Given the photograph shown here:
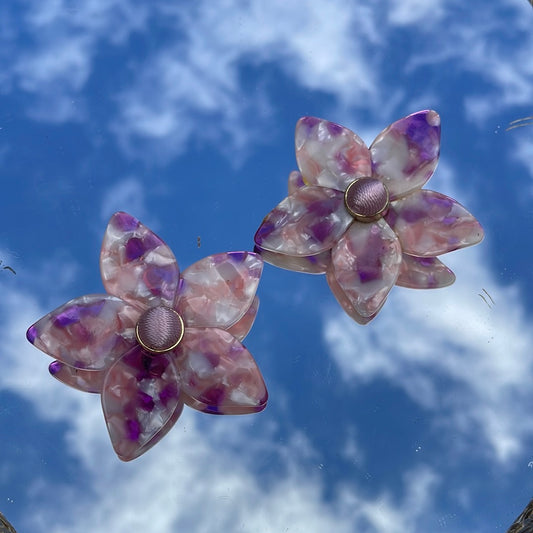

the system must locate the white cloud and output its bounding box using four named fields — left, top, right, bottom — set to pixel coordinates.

left=401, top=0, right=533, bottom=125
left=15, top=34, right=91, bottom=122
left=4, top=0, right=148, bottom=121
left=99, top=177, right=149, bottom=225
left=320, top=155, right=531, bottom=464
left=23, top=415, right=440, bottom=533
left=342, top=426, right=365, bottom=467
left=110, top=46, right=272, bottom=163
left=337, top=467, right=439, bottom=533
left=112, top=0, right=383, bottom=162
left=1, top=266, right=440, bottom=533
left=25, top=0, right=148, bottom=44
left=99, top=0, right=533, bottom=161
left=324, top=241, right=533, bottom=463
left=387, top=0, right=447, bottom=26
left=4, top=0, right=532, bottom=161
left=16, top=35, right=91, bottom=94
